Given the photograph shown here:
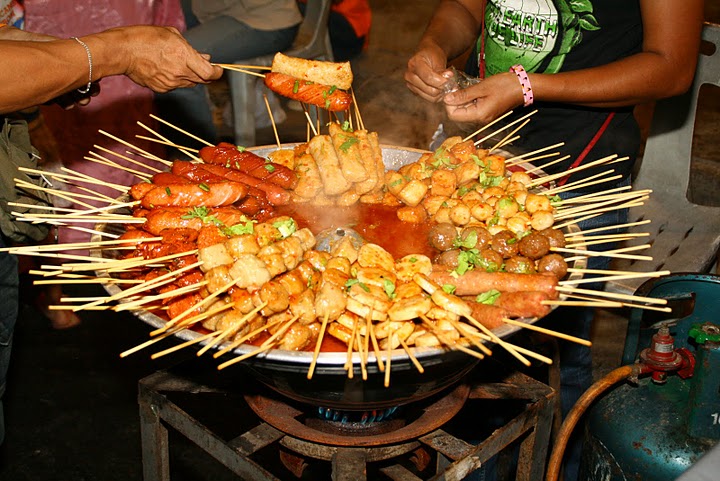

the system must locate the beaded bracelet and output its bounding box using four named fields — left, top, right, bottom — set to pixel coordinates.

left=509, top=64, right=534, bottom=107
left=71, top=37, right=93, bottom=94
